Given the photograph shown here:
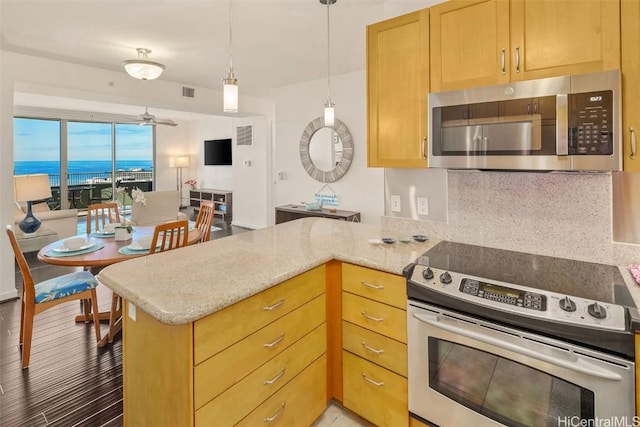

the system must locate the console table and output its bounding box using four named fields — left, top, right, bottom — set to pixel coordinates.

left=275, top=204, right=360, bottom=224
